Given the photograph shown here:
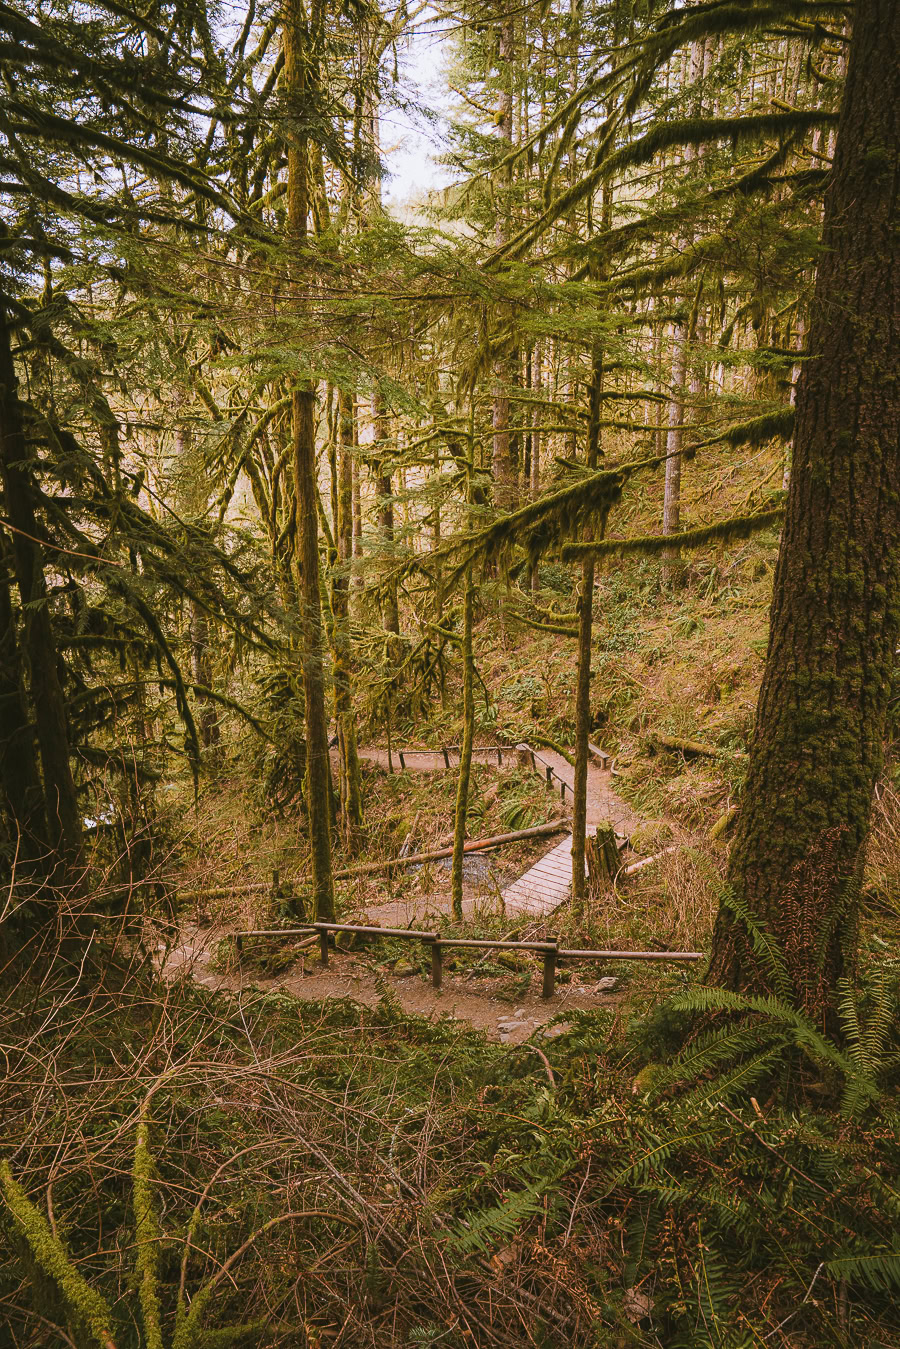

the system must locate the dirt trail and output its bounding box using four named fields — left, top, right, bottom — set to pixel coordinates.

left=355, top=743, right=641, bottom=838
left=165, top=923, right=623, bottom=1044
left=166, top=744, right=640, bottom=1041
